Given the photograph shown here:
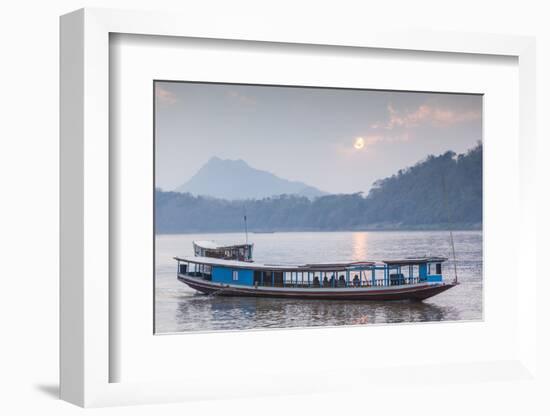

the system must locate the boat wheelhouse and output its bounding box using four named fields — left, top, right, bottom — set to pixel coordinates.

left=193, top=240, right=254, bottom=262
left=175, top=255, right=457, bottom=301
